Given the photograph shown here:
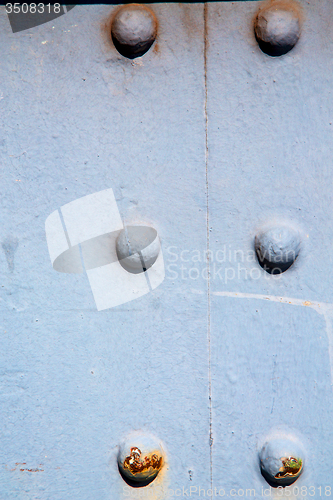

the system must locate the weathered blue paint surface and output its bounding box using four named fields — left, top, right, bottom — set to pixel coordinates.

left=207, top=0, right=333, bottom=492
left=0, top=1, right=332, bottom=498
